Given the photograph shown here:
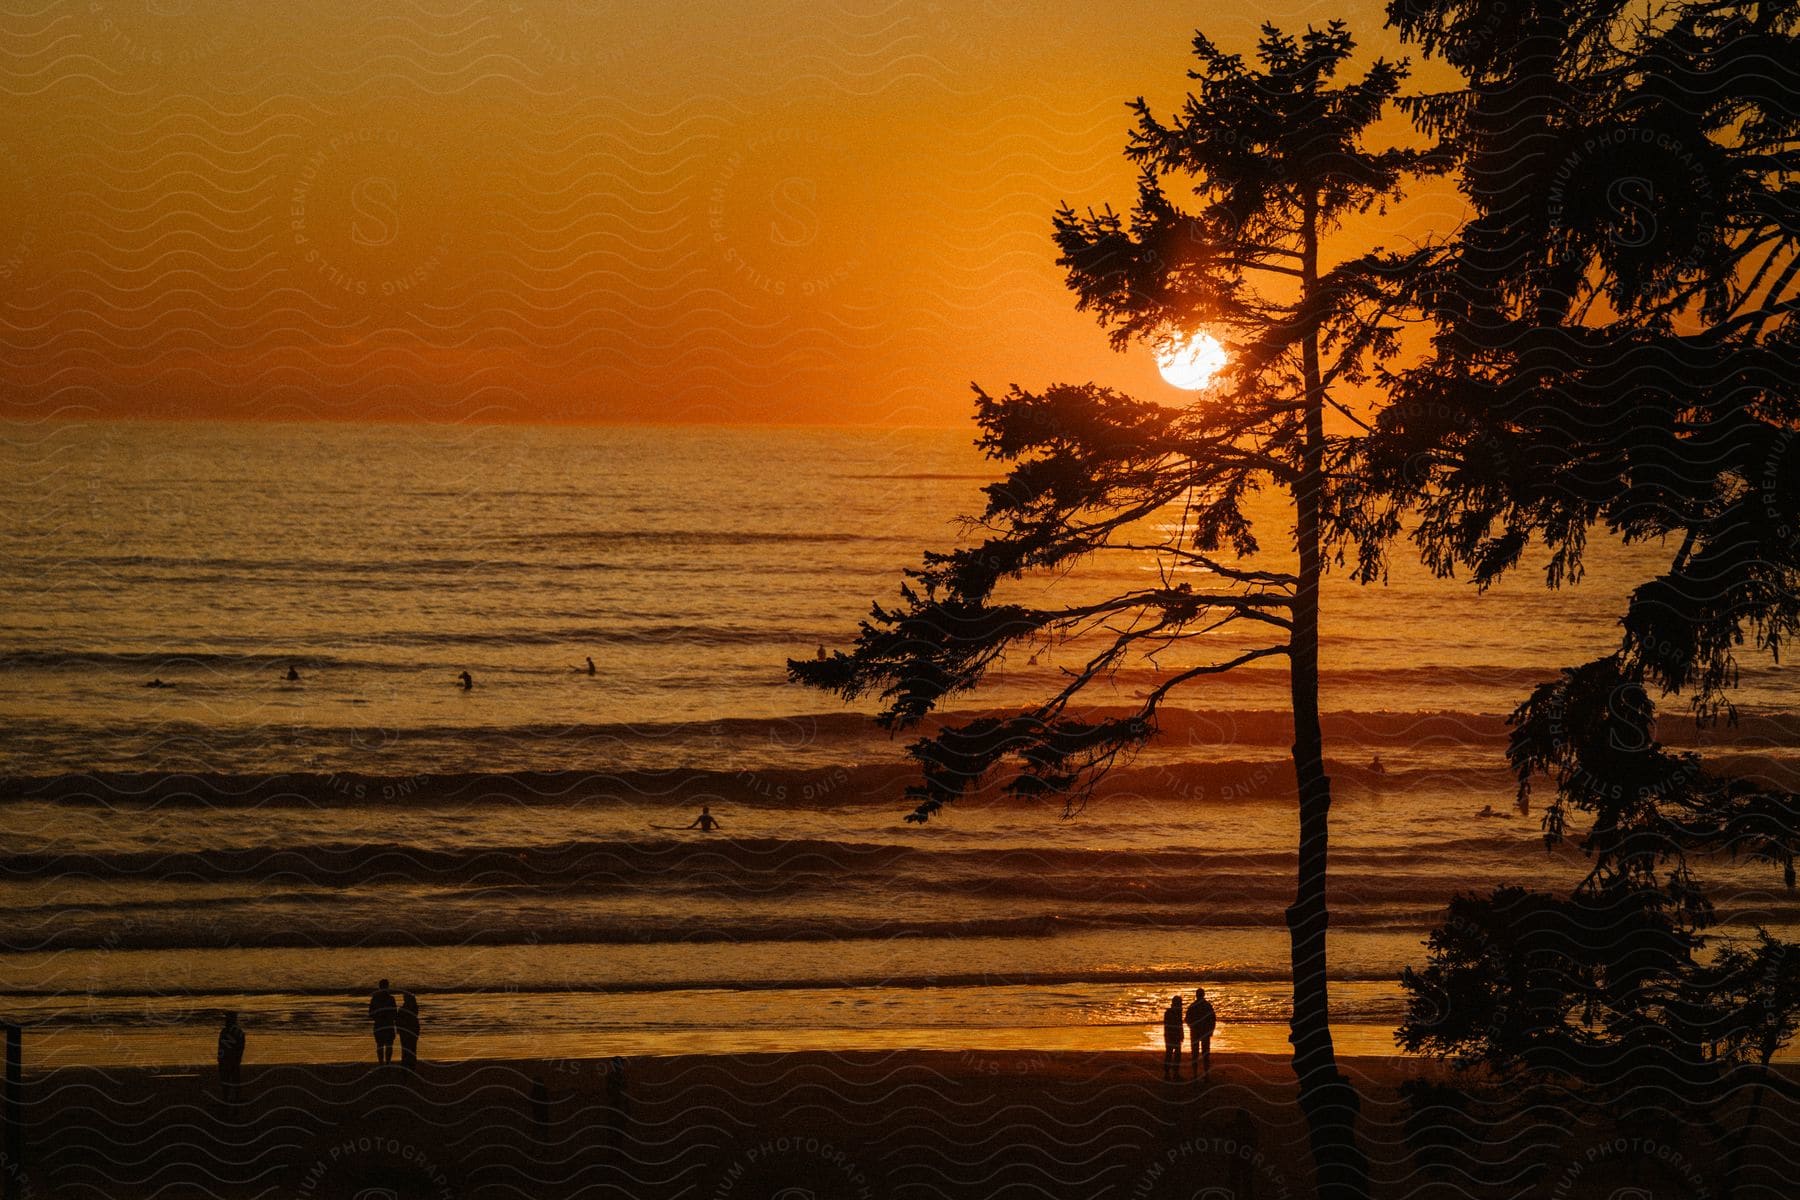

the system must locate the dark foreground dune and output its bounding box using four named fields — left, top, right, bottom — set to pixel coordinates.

left=8, top=1051, right=1797, bottom=1199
